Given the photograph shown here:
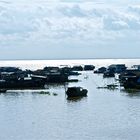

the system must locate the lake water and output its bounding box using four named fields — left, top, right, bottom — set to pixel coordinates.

left=0, top=59, right=140, bottom=140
